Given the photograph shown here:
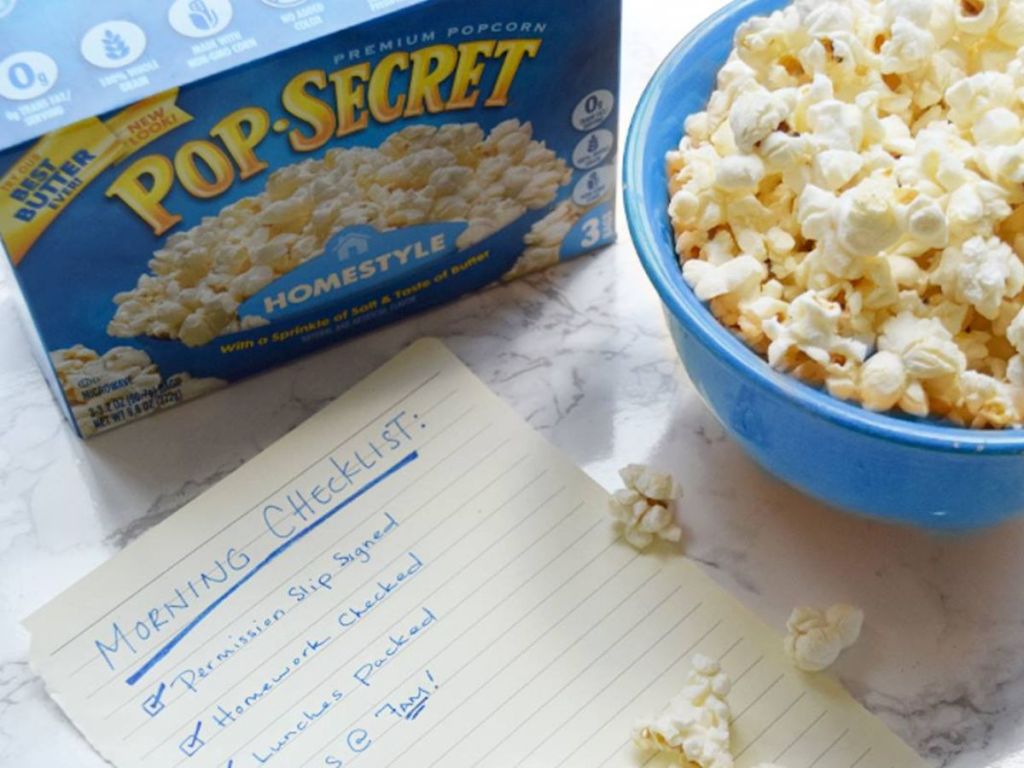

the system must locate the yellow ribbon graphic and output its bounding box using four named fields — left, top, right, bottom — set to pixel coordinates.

left=0, top=89, right=193, bottom=265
